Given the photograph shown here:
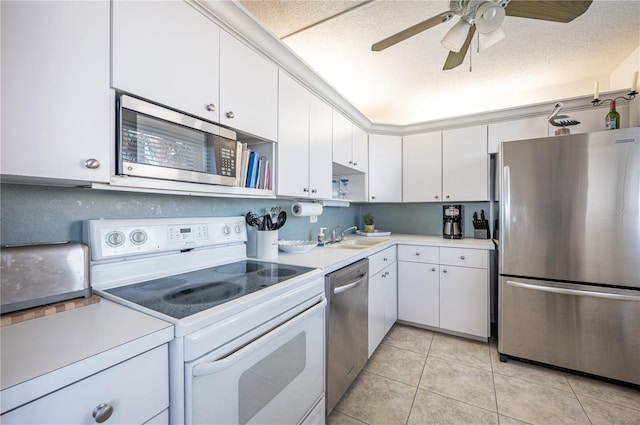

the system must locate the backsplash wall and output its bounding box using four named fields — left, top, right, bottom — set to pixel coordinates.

left=1, top=184, right=491, bottom=254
